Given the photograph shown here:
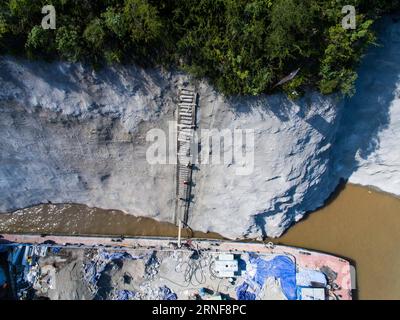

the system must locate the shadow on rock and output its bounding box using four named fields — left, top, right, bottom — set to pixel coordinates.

left=333, top=16, right=400, bottom=179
